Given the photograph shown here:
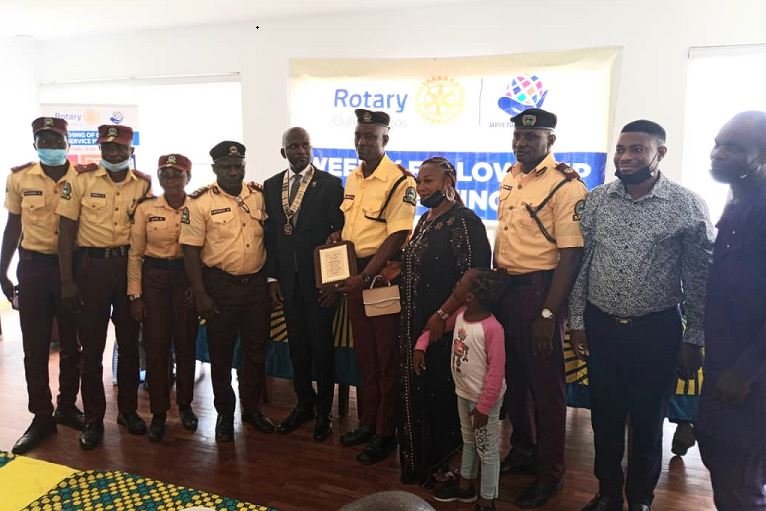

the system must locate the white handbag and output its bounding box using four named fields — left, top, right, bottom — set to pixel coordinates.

left=362, top=276, right=401, bottom=317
